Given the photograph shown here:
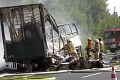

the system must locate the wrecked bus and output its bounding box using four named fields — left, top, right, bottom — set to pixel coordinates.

left=0, top=3, right=82, bottom=71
